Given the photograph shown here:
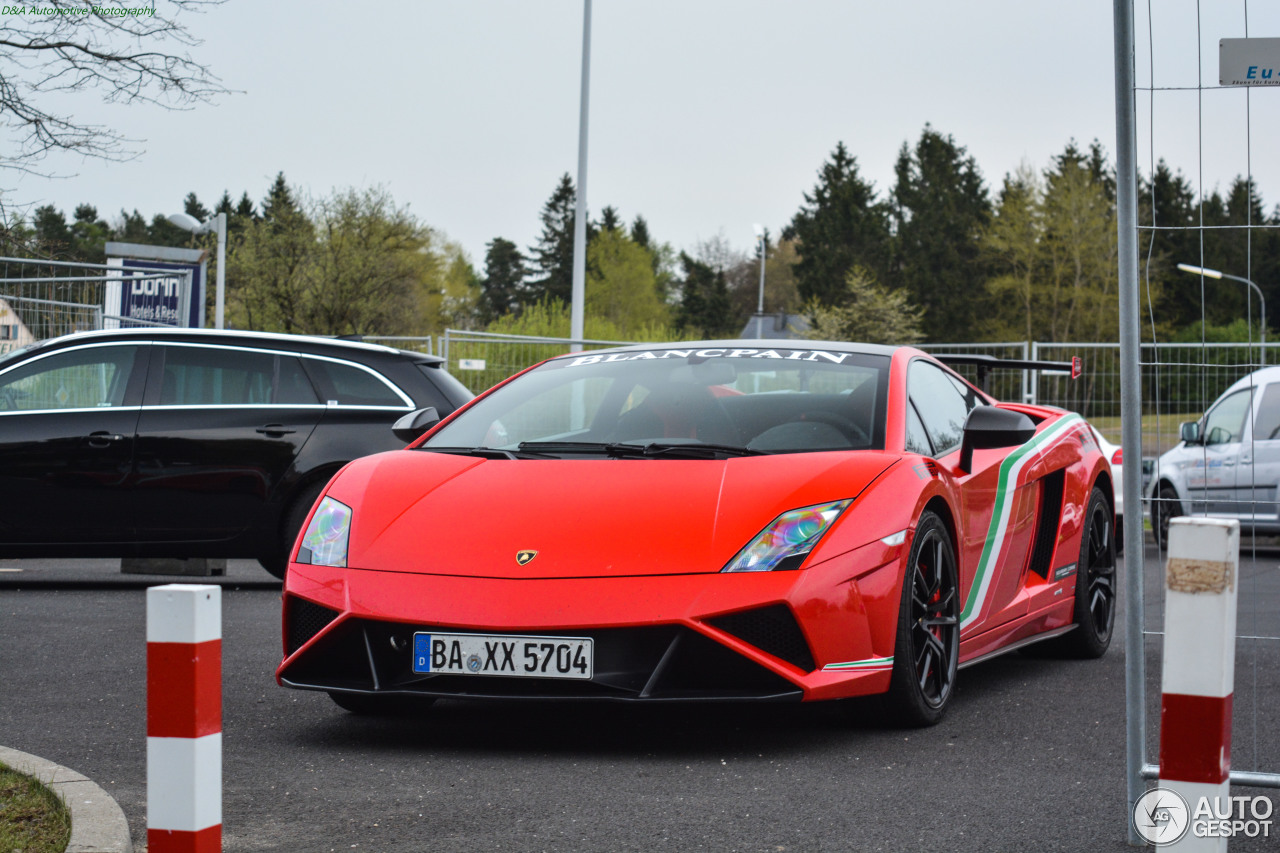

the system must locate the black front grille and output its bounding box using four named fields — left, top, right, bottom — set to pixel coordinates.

left=285, top=597, right=341, bottom=655
left=706, top=604, right=816, bottom=672
left=279, top=619, right=803, bottom=702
